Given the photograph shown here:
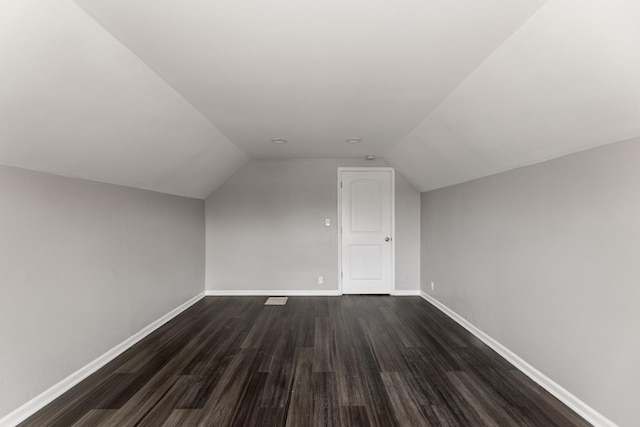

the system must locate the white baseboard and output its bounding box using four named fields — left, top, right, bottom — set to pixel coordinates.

left=419, top=291, right=617, bottom=427
left=0, top=292, right=205, bottom=427
left=206, top=289, right=422, bottom=297
left=392, top=289, right=421, bottom=296
left=205, top=289, right=341, bottom=296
